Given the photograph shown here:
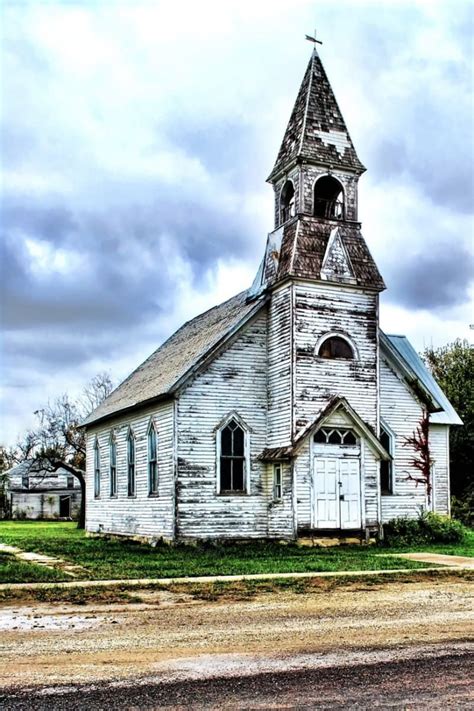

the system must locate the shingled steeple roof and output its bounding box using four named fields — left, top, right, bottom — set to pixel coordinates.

left=268, top=50, right=365, bottom=181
